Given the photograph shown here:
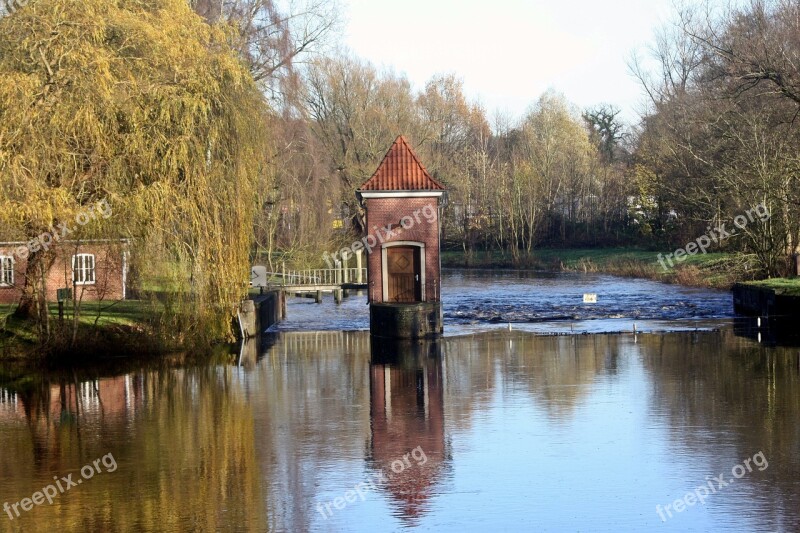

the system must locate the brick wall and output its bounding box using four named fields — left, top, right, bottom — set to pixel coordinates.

left=365, top=196, right=441, bottom=303
left=0, top=242, right=126, bottom=305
